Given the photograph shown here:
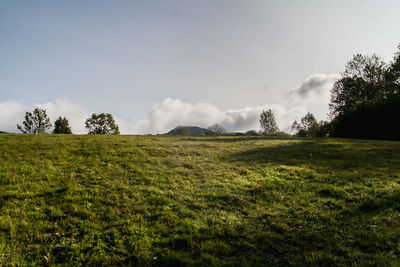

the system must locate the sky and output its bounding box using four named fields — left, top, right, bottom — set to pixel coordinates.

left=1, top=0, right=400, bottom=134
